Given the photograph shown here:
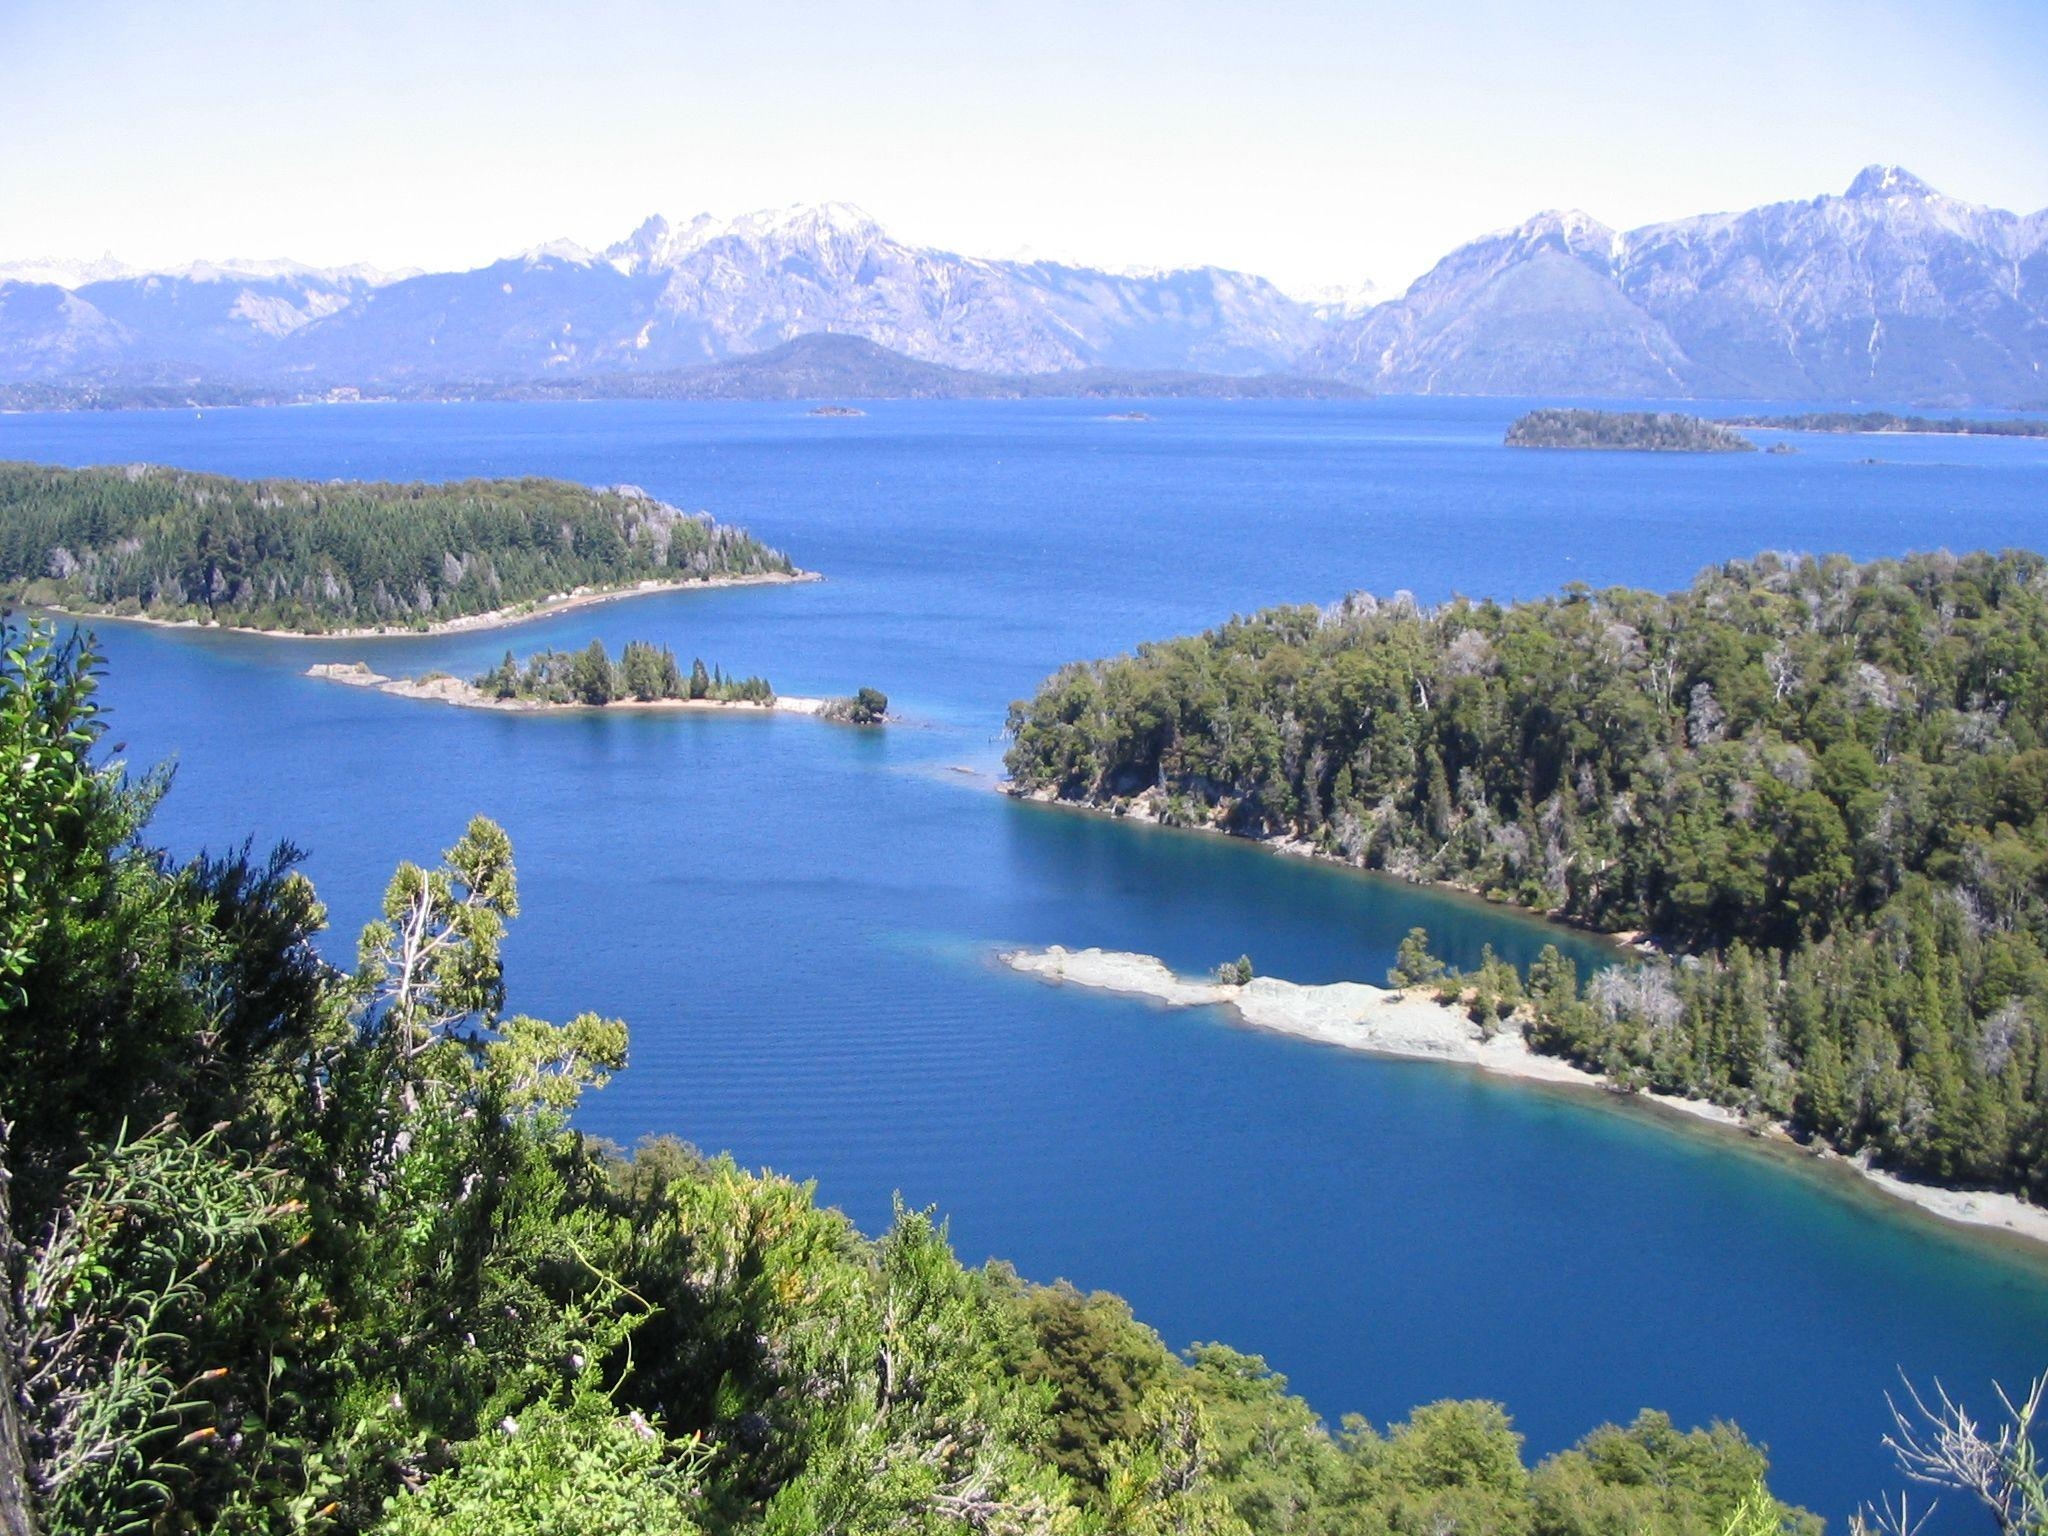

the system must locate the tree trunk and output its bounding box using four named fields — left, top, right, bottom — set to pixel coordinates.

left=0, top=1132, right=37, bottom=1536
